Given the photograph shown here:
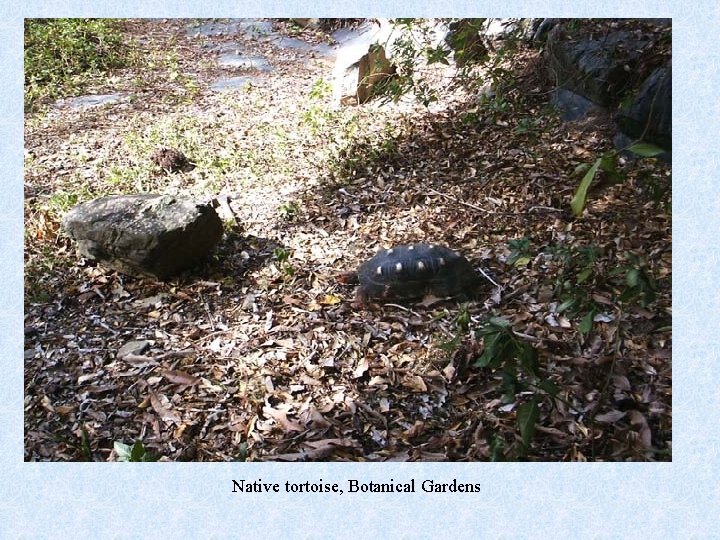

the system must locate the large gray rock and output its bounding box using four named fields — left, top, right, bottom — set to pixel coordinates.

left=62, top=194, right=224, bottom=279
left=546, top=26, right=650, bottom=106
left=539, top=20, right=671, bottom=159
